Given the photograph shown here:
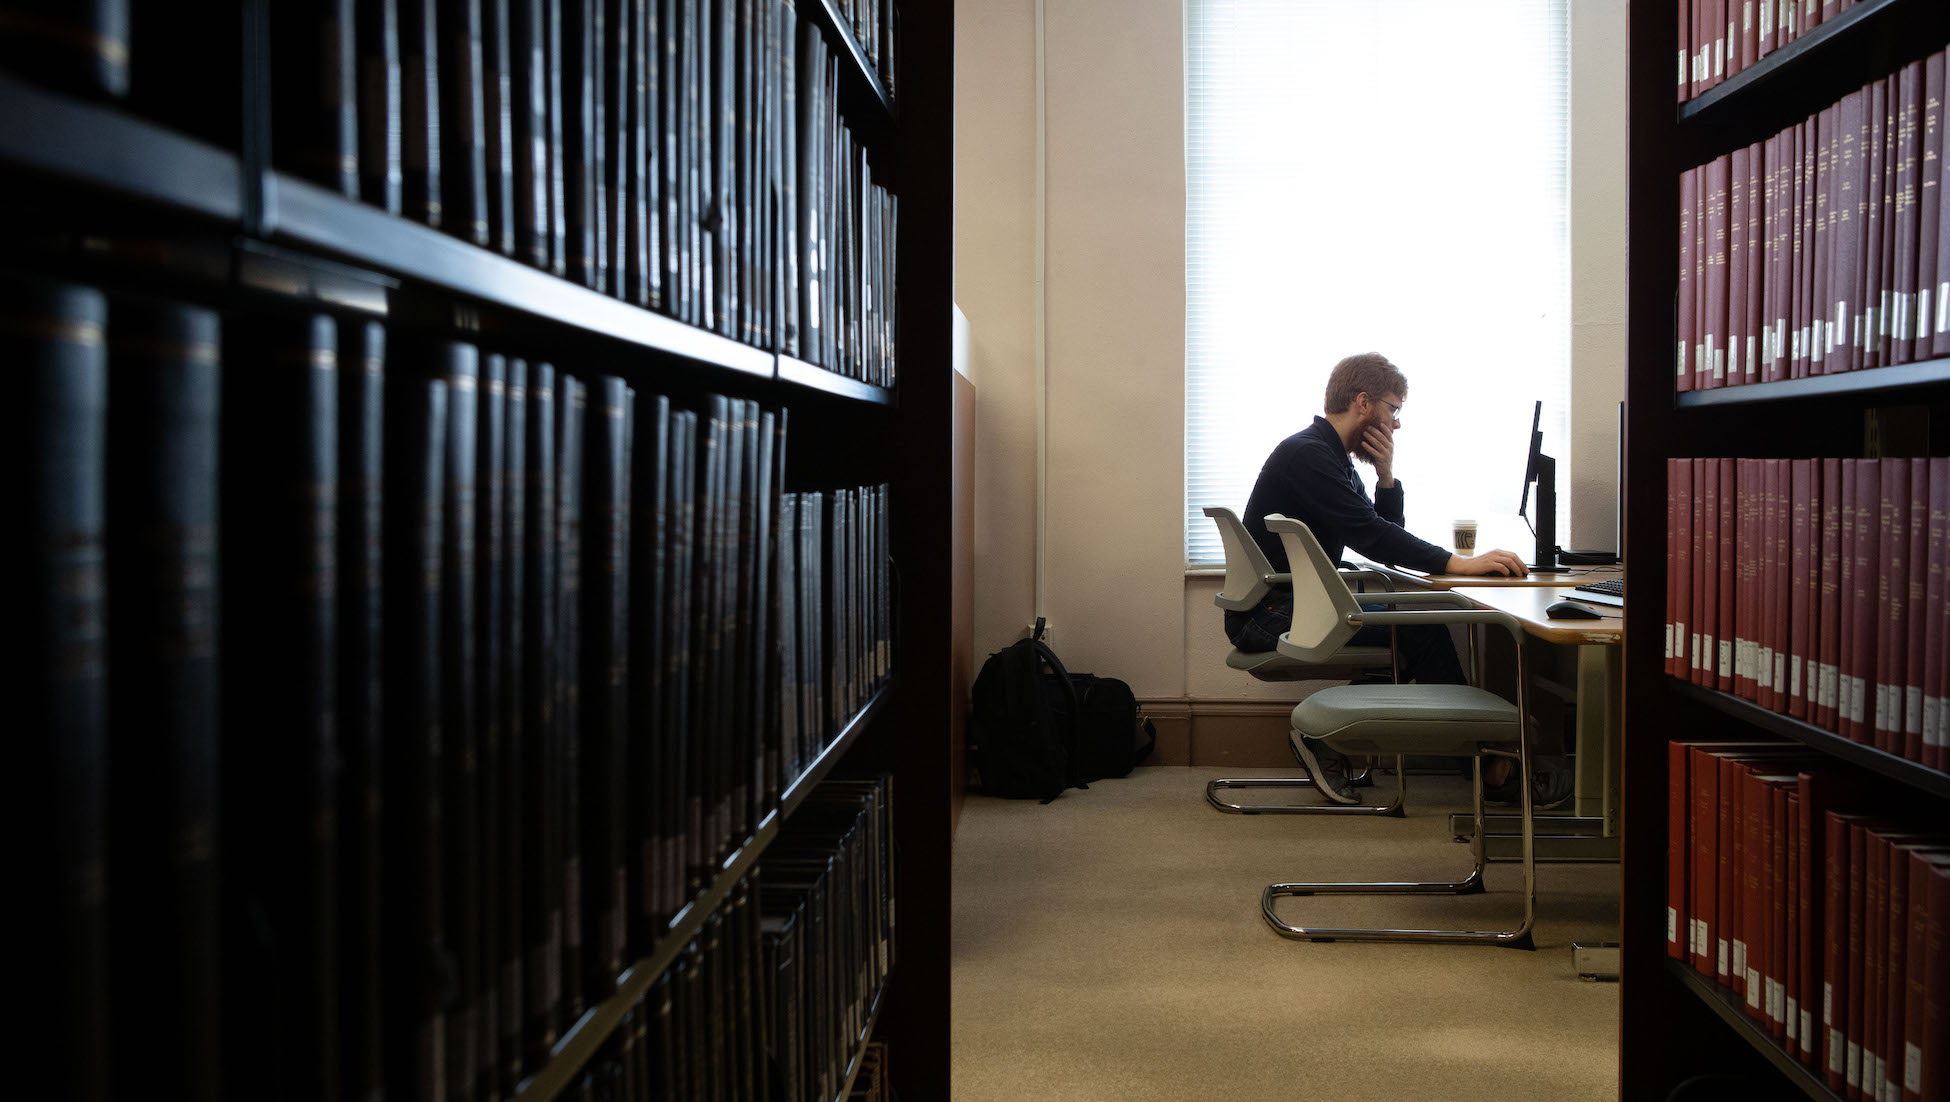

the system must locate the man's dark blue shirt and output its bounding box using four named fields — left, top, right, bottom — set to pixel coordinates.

left=1241, top=415, right=1451, bottom=577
